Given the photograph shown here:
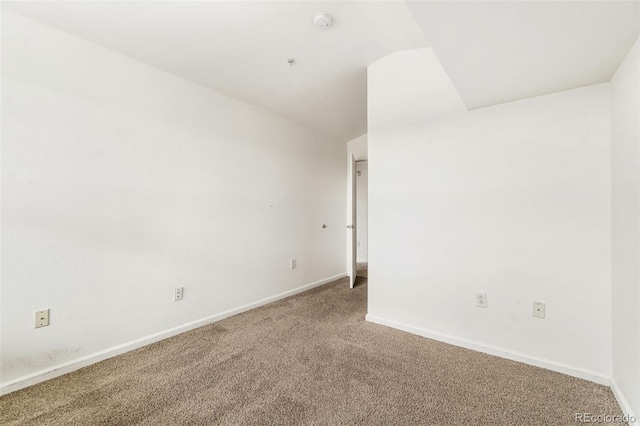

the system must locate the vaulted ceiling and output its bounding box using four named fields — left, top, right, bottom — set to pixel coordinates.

left=3, top=1, right=639, bottom=142
left=406, top=1, right=639, bottom=110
